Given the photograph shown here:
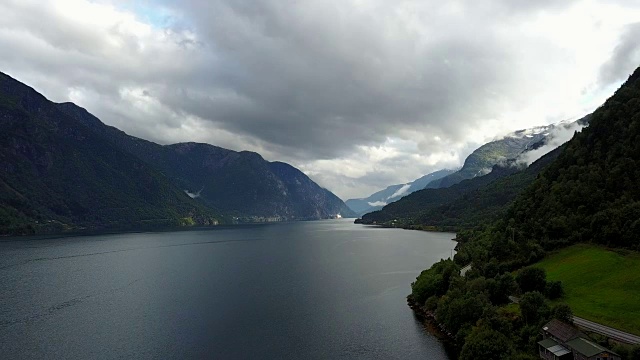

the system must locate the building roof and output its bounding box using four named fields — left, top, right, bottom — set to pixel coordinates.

left=548, top=345, right=571, bottom=357
left=538, top=338, right=558, bottom=348
left=542, top=319, right=582, bottom=343
left=538, top=338, right=571, bottom=357
left=566, top=337, right=619, bottom=357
